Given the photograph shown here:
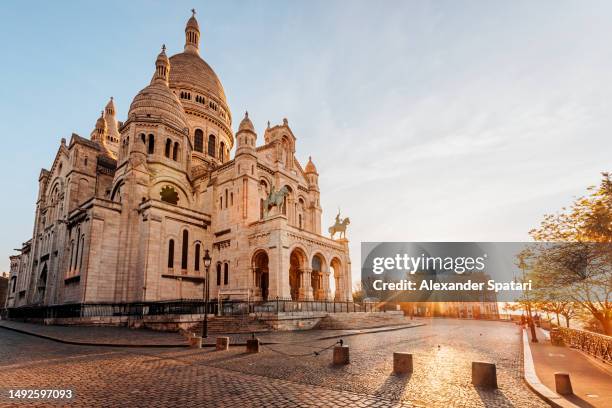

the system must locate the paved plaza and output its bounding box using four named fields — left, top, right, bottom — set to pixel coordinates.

left=0, top=319, right=547, bottom=407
